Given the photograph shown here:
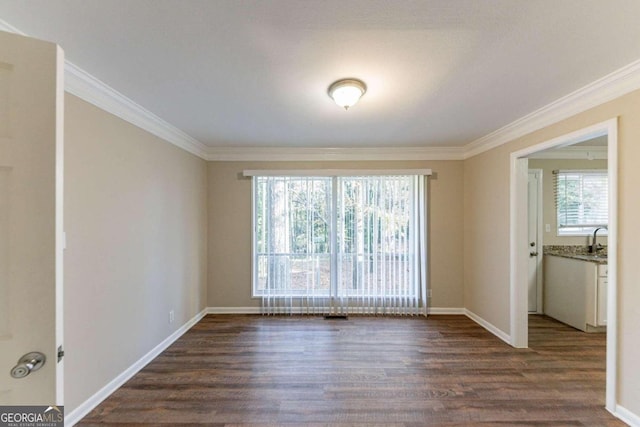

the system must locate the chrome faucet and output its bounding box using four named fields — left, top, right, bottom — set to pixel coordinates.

left=589, top=226, right=608, bottom=253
